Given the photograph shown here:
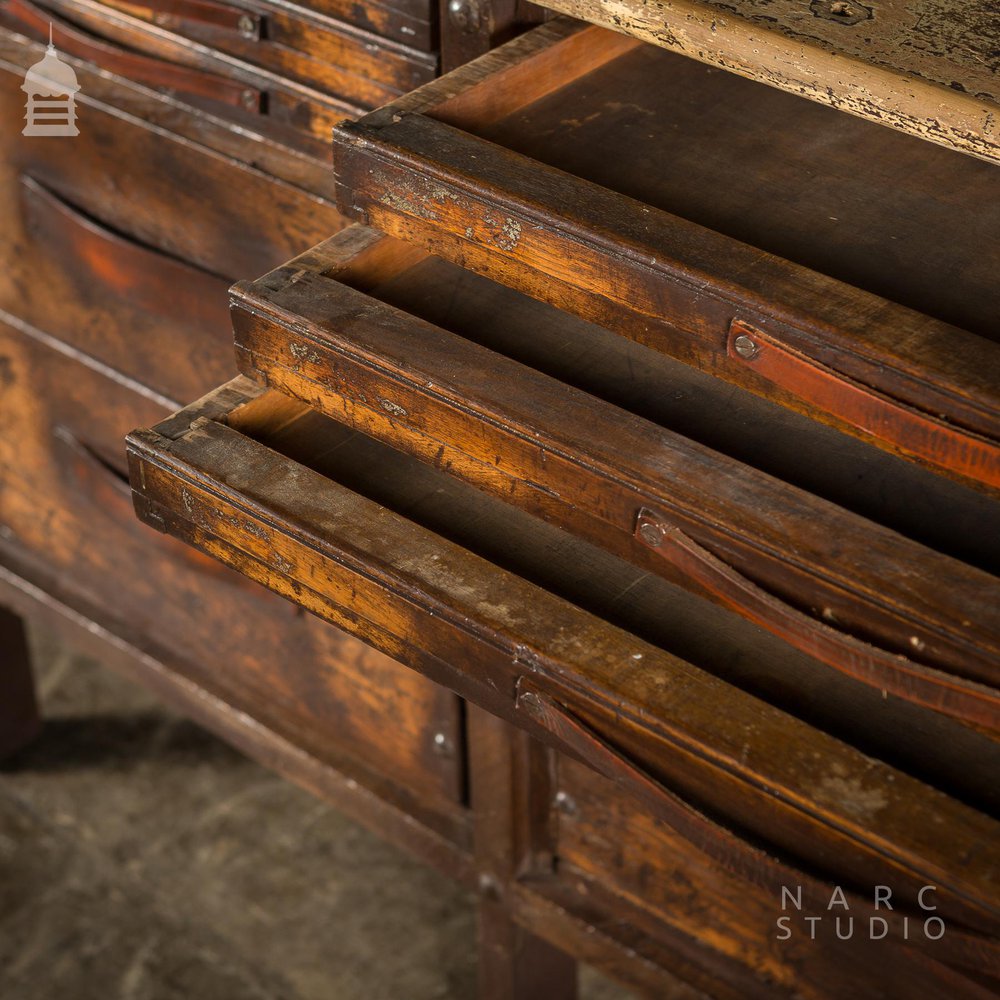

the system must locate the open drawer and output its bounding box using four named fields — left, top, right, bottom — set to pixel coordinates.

left=127, top=377, right=1000, bottom=995
left=231, top=226, right=1000, bottom=737
left=333, top=19, right=1000, bottom=493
